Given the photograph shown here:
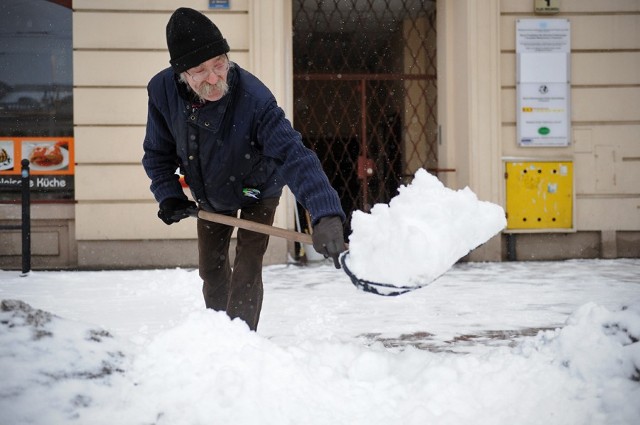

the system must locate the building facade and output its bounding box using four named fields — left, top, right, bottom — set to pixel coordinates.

left=0, top=0, right=638, bottom=270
